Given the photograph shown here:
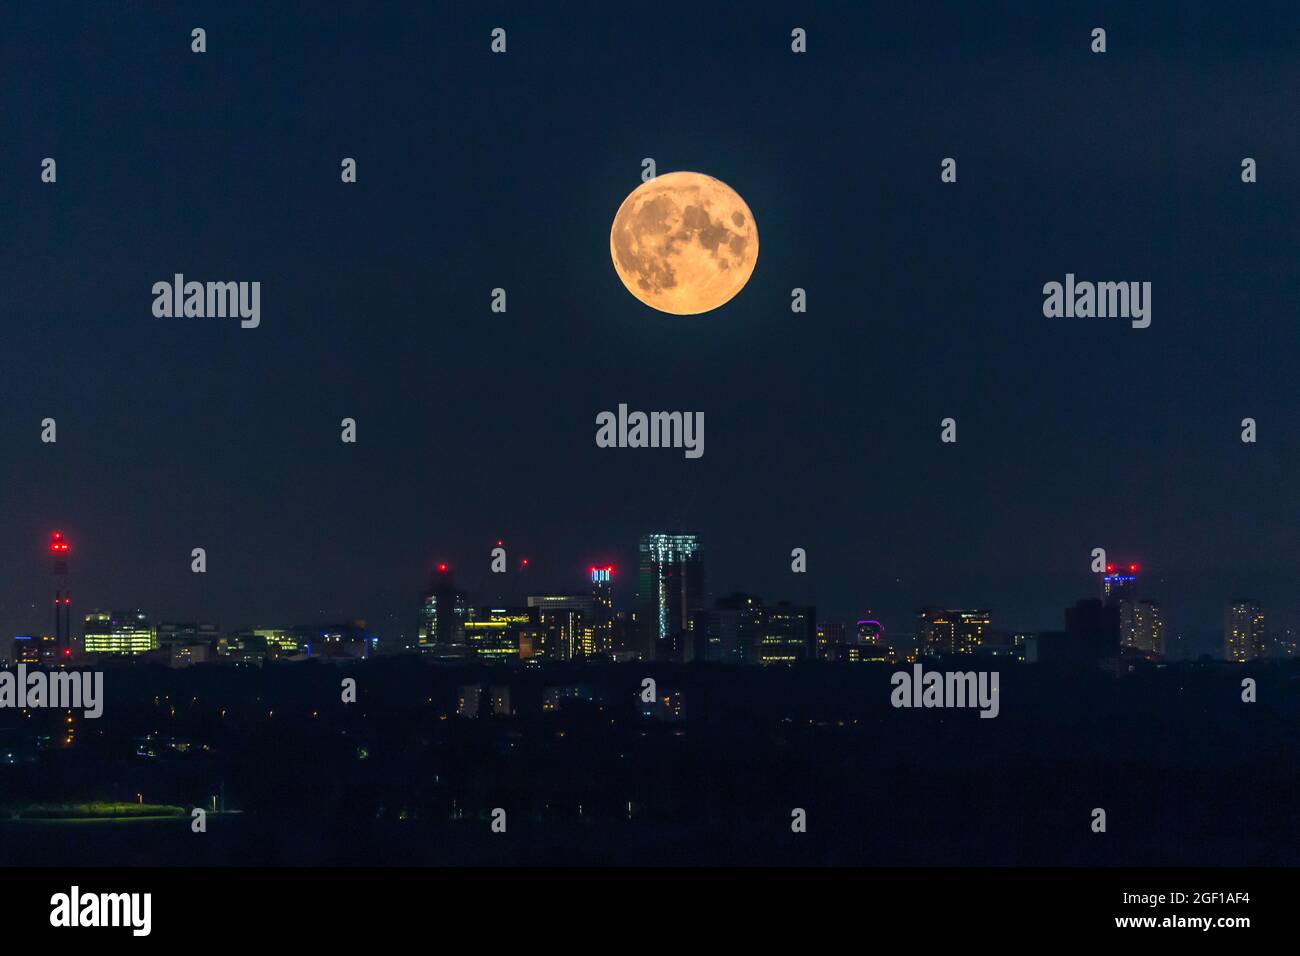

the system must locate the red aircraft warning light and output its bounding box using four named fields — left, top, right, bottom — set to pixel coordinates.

left=50, top=532, right=70, bottom=553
